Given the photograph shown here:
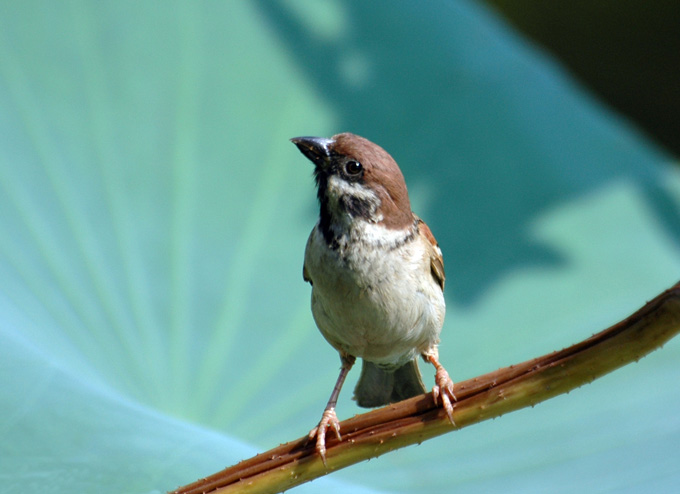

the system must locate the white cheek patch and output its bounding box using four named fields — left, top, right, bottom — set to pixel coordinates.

left=324, top=175, right=415, bottom=248
left=327, top=175, right=379, bottom=203
left=326, top=175, right=381, bottom=219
